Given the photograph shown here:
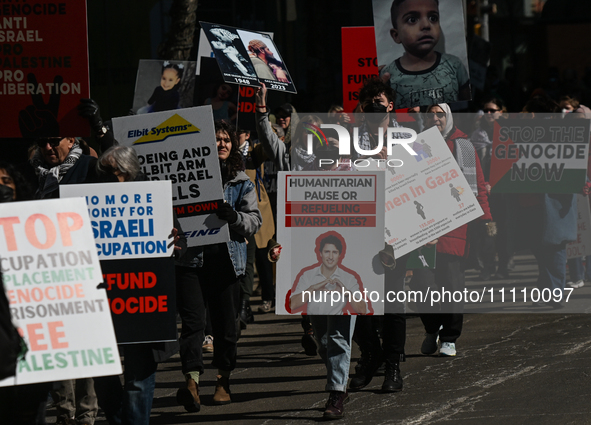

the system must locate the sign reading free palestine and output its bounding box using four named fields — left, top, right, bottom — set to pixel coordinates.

left=0, top=198, right=121, bottom=386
